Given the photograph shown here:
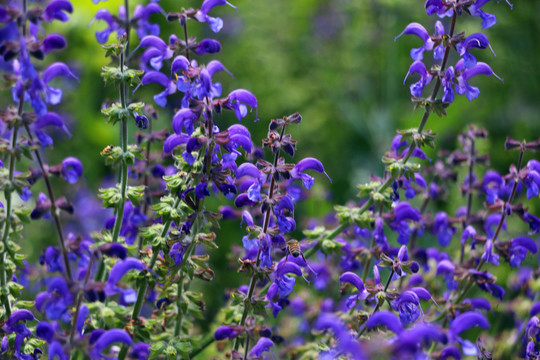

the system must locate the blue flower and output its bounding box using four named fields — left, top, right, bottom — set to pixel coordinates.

left=432, top=212, right=455, bottom=247
left=508, top=236, right=537, bottom=267
left=403, top=60, right=432, bottom=98
left=393, top=290, right=422, bottom=325
left=290, top=157, right=331, bottom=190
left=456, top=33, right=495, bottom=69
left=194, top=0, right=237, bottom=33
left=61, top=157, right=83, bottom=184
left=89, top=329, right=132, bottom=360
left=339, top=272, right=369, bottom=310
left=249, top=337, right=274, bottom=358
left=170, top=243, right=186, bottom=266
left=394, top=22, right=435, bottom=61
left=455, top=60, right=503, bottom=101
left=224, top=89, right=259, bottom=121
left=448, top=312, right=490, bottom=356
